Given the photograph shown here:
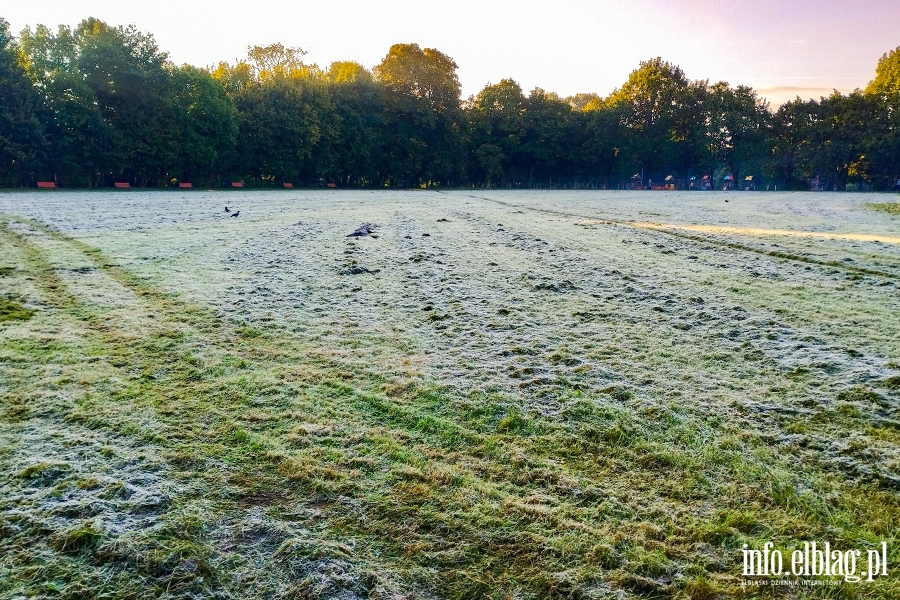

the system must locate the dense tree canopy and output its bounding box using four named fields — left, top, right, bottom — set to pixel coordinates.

left=19, top=23, right=110, bottom=186
left=0, top=18, right=45, bottom=186
left=170, top=65, right=238, bottom=184
left=325, top=62, right=385, bottom=187
left=867, top=47, right=900, bottom=98
left=706, top=84, right=771, bottom=186
left=608, top=58, right=691, bottom=180
left=1, top=16, right=899, bottom=190
left=374, top=43, right=465, bottom=186
left=468, top=79, right=526, bottom=186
